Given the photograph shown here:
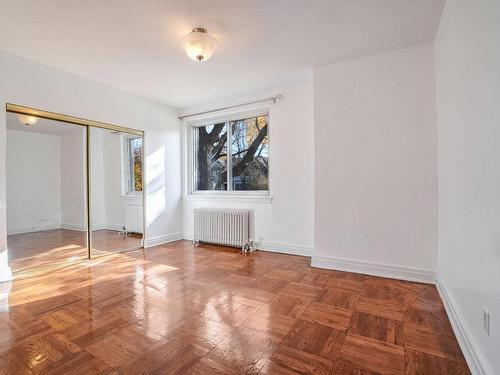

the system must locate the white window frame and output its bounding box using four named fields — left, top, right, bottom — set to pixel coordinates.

left=121, top=134, right=143, bottom=196
left=187, top=108, right=271, bottom=199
